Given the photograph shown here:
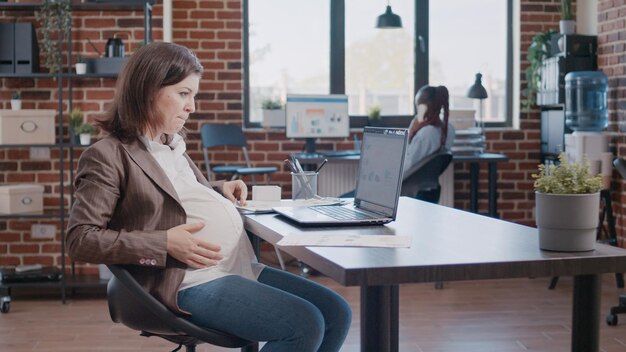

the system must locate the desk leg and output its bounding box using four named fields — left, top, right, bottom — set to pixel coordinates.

left=488, top=162, right=498, bottom=218
left=571, top=274, right=601, bottom=352
left=470, top=163, right=479, bottom=213
left=360, top=285, right=399, bottom=352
